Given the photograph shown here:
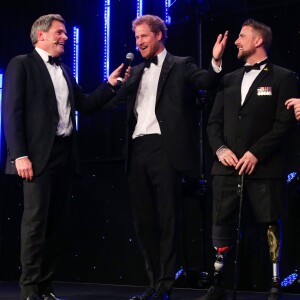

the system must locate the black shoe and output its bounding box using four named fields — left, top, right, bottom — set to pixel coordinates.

left=196, top=286, right=227, bottom=300
left=151, top=291, right=171, bottom=299
left=129, top=288, right=155, bottom=300
left=268, top=286, right=282, bottom=300
left=40, top=293, right=62, bottom=300
left=25, top=296, right=40, bottom=300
